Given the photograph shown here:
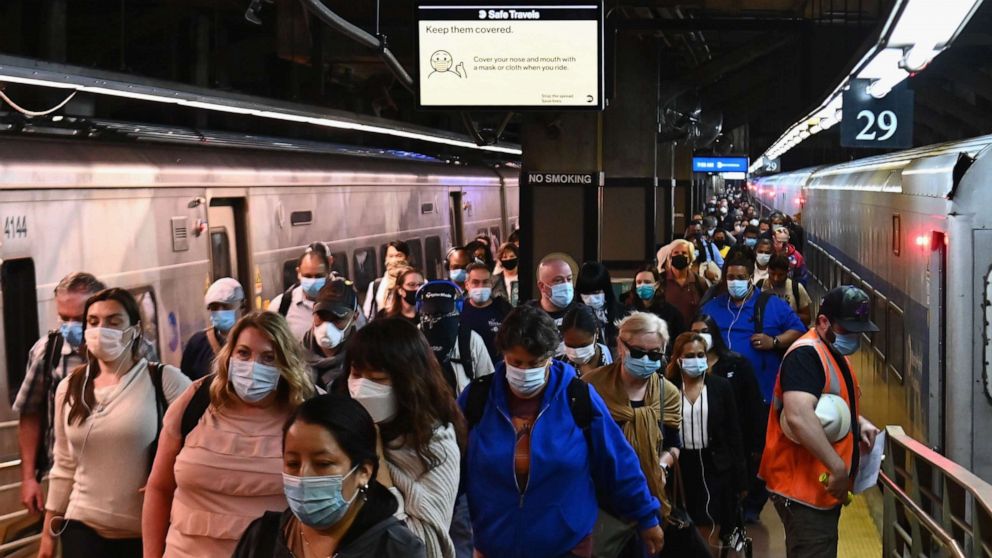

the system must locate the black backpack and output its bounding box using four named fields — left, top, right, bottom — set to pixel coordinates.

left=462, top=368, right=593, bottom=448
left=277, top=284, right=298, bottom=317
left=33, top=330, right=65, bottom=480
left=751, top=289, right=777, bottom=335
left=148, top=362, right=169, bottom=472
left=451, top=326, right=476, bottom=382
left=177, top=375, right=215, bottom=448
